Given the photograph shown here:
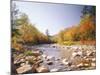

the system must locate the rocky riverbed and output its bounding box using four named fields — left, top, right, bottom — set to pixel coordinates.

left=12, top=44, right=96, bottom=74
